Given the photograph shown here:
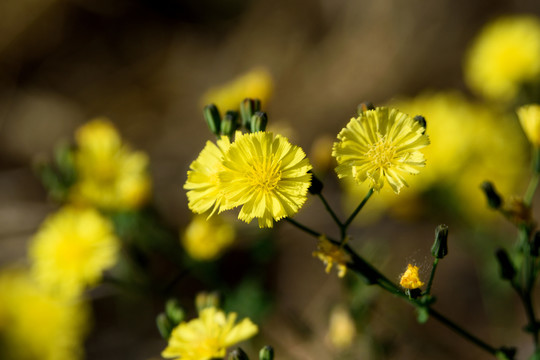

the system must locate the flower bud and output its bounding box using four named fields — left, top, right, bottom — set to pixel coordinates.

left=240, top=98, right=262, bottom=130
left=221, top=111, right=239, bottom=137
left=250, top=111, right=268, bottom=132
left=165, top=298, right=184, bottom=325
left=357, top=102, right=375, bottom=115
left=495, top=248, right=516, bottom=281
left=259, top=346, right=274, bottom=360
left=431, top=224, right=449, bottom=259
left=480, top=181, right=502, bottom=209
left=413, top=115, right=427, bottom=134
left=228, top=348, right=250, bottom=360
left=203, top=104, right=221, bottom=136
left=156, top=312, right=173, bottom=339
left=307, top=171, right=323, bottom=195
left=195, top=291, right=221, bottom=313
